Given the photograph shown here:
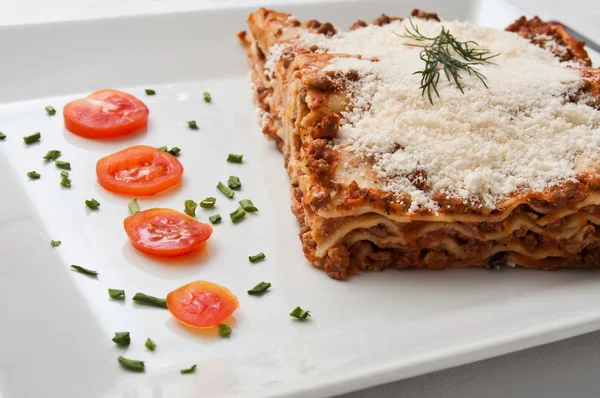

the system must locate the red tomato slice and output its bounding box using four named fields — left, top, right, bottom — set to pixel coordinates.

left=96, top=145, right=183, bottom=196
left=124, top=208, right=212, bottom=257
left=167, top=281, right=239, bottom=328
left=64, top=89, right=149, bottom=139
